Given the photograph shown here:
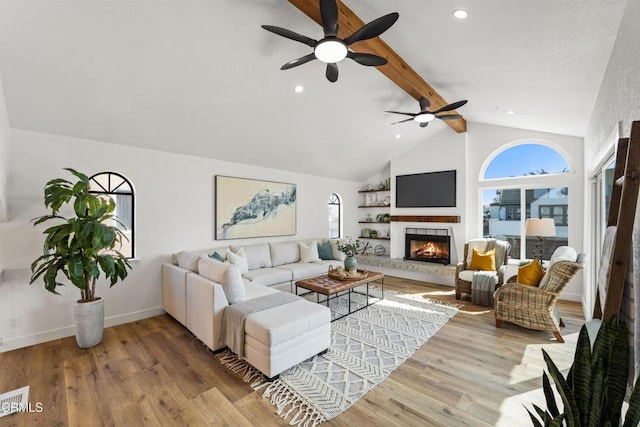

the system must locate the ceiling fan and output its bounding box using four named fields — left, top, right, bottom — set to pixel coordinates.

left=386, top=97, right=468, bottom=128
left=262, top=0, right=398, bottom=82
